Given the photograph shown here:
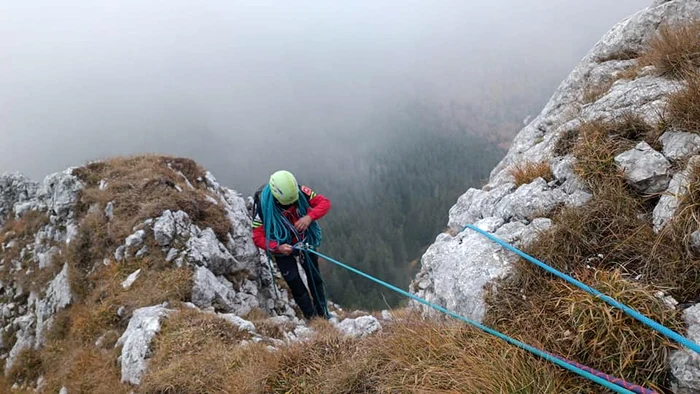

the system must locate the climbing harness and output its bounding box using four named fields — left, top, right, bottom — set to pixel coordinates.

left=464, top=223, right=700, bottom=356
left=294, top=245, right=654, bottom=394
